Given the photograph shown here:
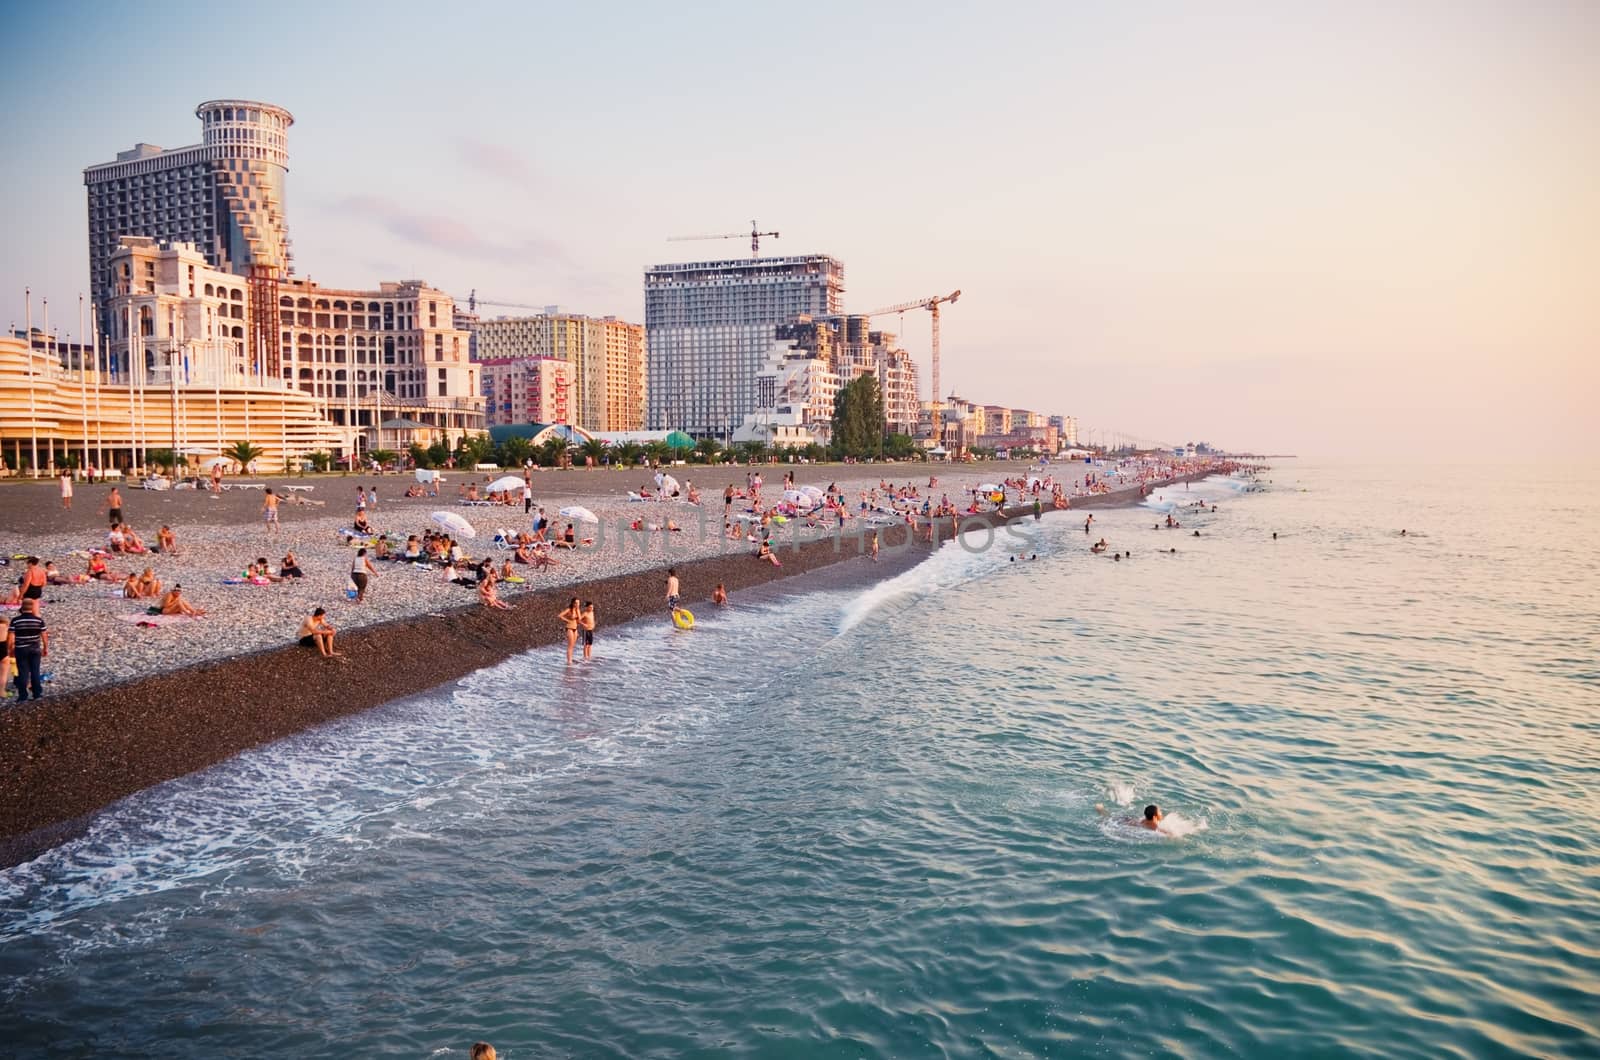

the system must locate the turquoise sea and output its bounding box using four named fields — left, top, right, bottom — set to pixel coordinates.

left=2, top=463, right=1597, bottom=1057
